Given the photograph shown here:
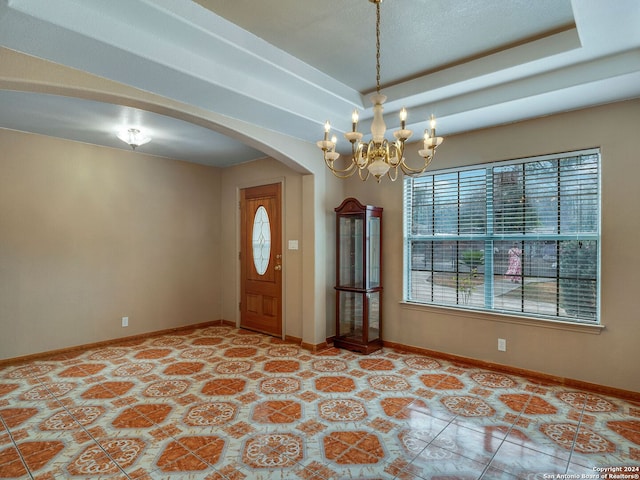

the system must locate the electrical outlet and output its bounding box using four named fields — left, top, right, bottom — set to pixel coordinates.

left=122, top=316, right=129, bottom=327
left=498, top=338, right=506, bottom=351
